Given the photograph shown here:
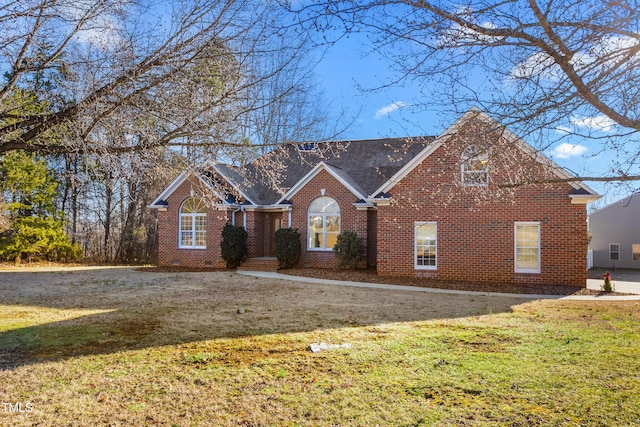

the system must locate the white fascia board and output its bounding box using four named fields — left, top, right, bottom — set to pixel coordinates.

left=370, top=142, right=442, bottom=197
left=276, top=161, right=366, bottom=204
left=148, top=172, right=187, bottom=208
left=210, top=164, right=256, bottom=206
left=241, top=204, right=286, bottom=212
left=353, top=201, right=375, bottom=210
left=570, top=194, right=602, bottom=204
